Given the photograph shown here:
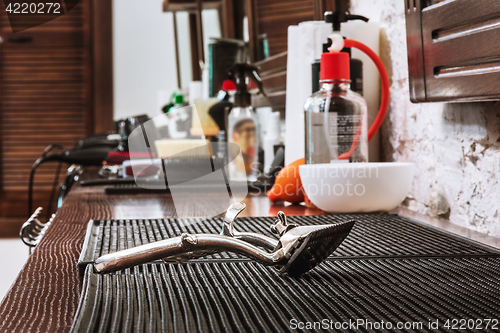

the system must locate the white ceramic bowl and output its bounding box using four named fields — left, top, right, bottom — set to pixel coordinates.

left=299, top=162, right=415, bottom=213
